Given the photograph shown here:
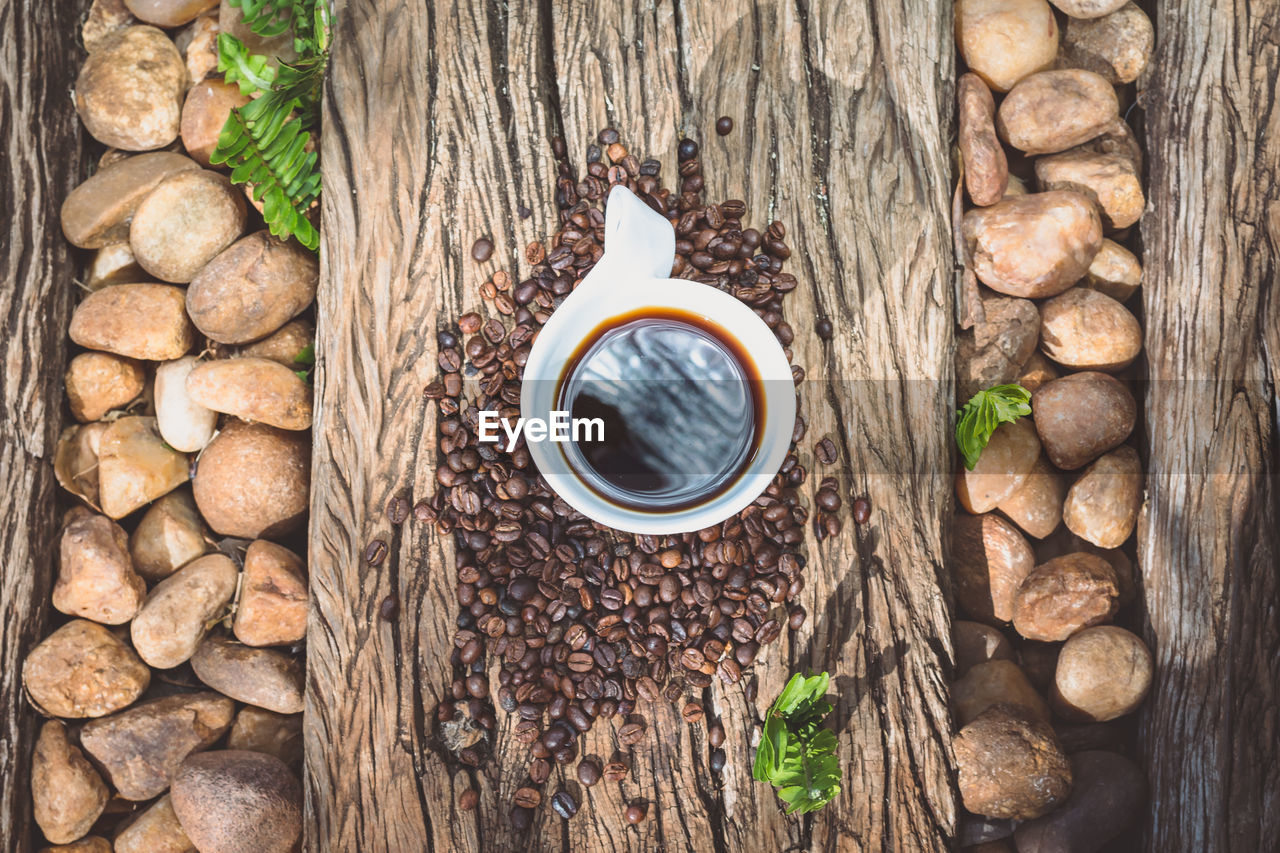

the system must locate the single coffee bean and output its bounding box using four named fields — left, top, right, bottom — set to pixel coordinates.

left=379, top=594, right=400, bottom=621
left=682, top=702, right=704, bottom=723
left=598, top=127, right=620, bottom=145
left=551, top=790, right=579, bottom=819
left=816, top=487, right=842, bottom=512
left=513, top=786, right=541, bottom=808
left=365, top=538, right=388, bottom=566
left=577, top=758, right=602, bottom=786
left=853, top=497, right=871, bottom=524
left=460, top=788, right=479, bottom=810
left=710, top=748, right=726, bottom=774
left=466, top=674, right=489, bottom=699
left=471, top=237, right=494, bottom=262
left=816, top=317, right=834, bottom=340
left=459, top=312, right=482, bottom=334
left=625, top=801, right=649, bottom=824
left=529, top=757, right=551, bottom=785
left=708, top=724, right=725, bottom=749
left=816, top=437, right=837, bottom=465
left=617, top=721, right=646, bottom=746
left=386, top=495, right=409, bottom=524
left=715, top=116, right=733, bottom=135
left=678, top=138, right=699, bottom=161
left=788, top=606, right=807, bottom=631
left=602, top=760, right=630, bottom=782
